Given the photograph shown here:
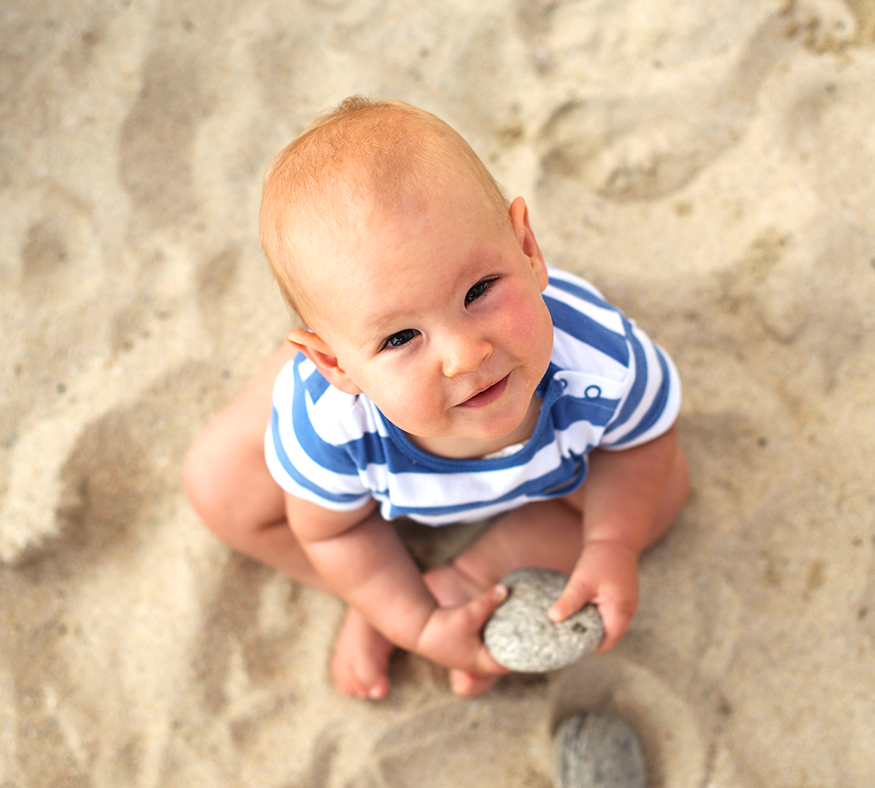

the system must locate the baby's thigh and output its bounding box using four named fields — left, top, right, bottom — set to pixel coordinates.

left=183, top=344, right=294, bottom=529
left=449, top=500, right=584, bottom=583
left=561, top=483, right=585, bottom=514
left=395, top=518, right=494, bottom=571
